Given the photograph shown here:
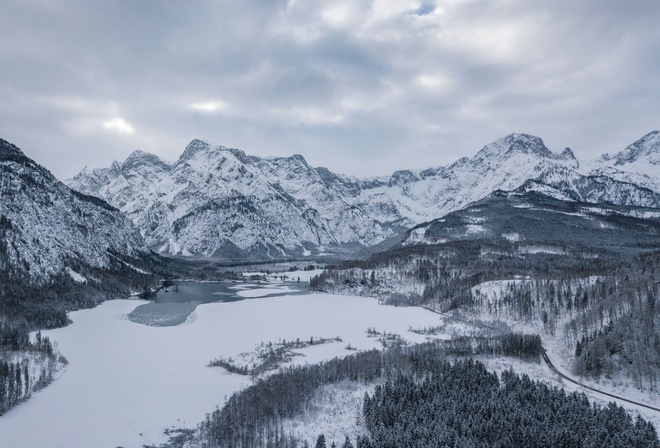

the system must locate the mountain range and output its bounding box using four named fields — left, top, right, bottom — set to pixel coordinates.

left=65, top=131, right=660, bottom=260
